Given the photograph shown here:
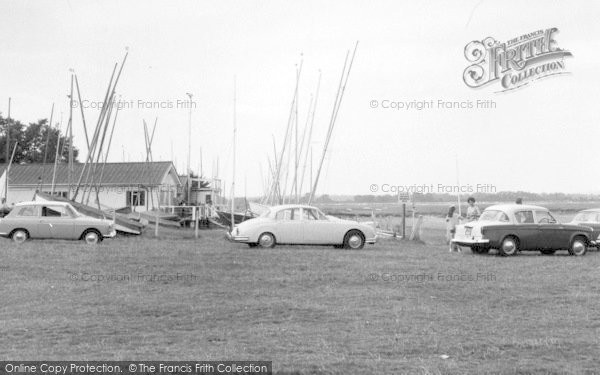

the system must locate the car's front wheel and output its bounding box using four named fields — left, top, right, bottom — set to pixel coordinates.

left=343, top=230, right=365, bottom=250
left=82, top=229, right=102, bottom=245
left=257, top=232, right=276, bottom=248
left=499, top=236, right=518, bottom=256
left=11, top=229, right=28, bottom=244
left=568, top=236, right=587, bottom=256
